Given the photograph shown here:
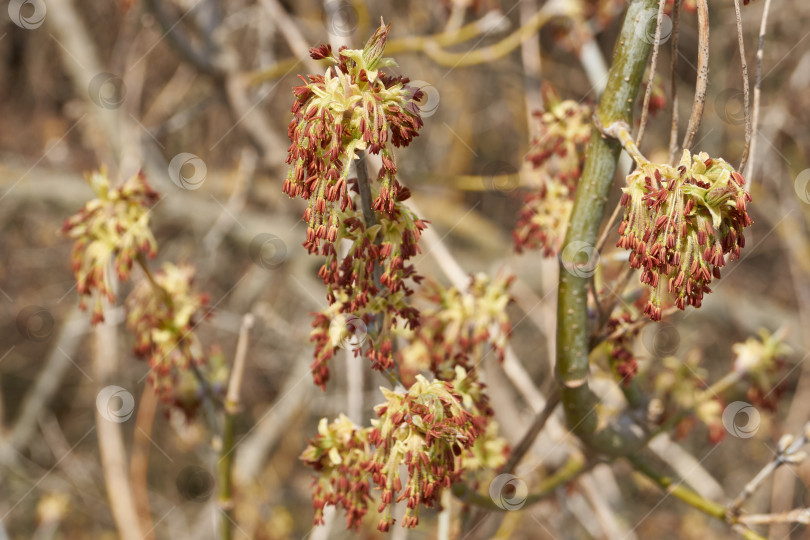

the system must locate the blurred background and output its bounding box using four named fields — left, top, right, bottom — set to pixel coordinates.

left=1, top=0, right=809, bottom=538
